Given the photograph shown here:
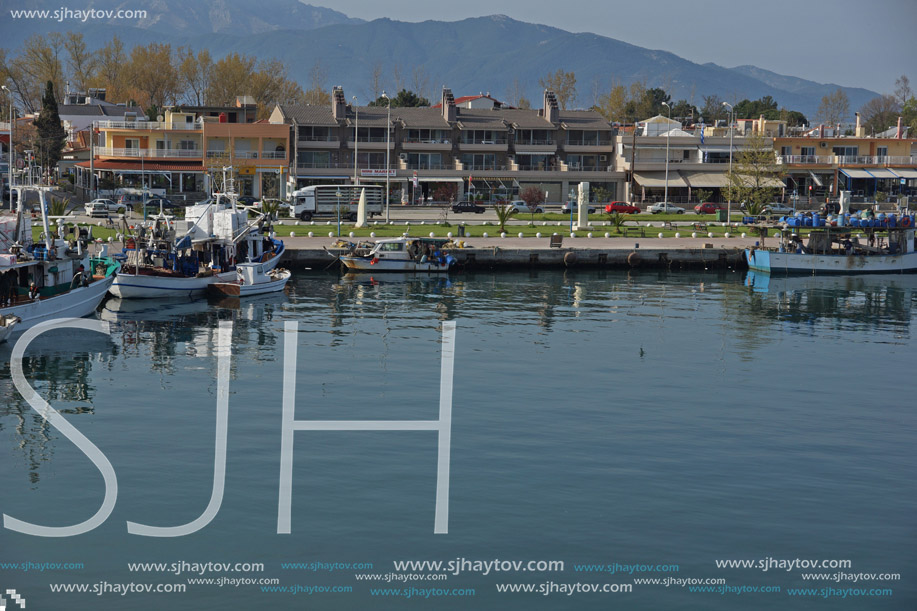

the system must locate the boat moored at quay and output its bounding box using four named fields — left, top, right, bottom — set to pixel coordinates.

left=745, top=211, right=917, bottom=275
left=0, top=186, right=120, bottom=333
